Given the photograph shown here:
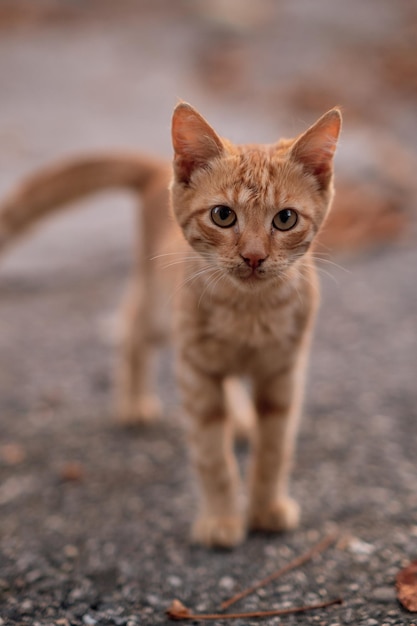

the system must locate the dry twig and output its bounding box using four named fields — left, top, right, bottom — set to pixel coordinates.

left=166, top=597, right=343, bottom=621
left=221, top=531, right=338, bottom=610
